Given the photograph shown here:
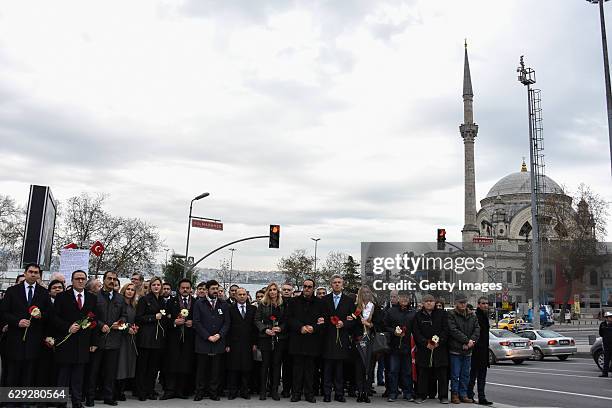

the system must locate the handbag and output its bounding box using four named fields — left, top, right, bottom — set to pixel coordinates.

left=371, top=331, right=390, bottom=354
